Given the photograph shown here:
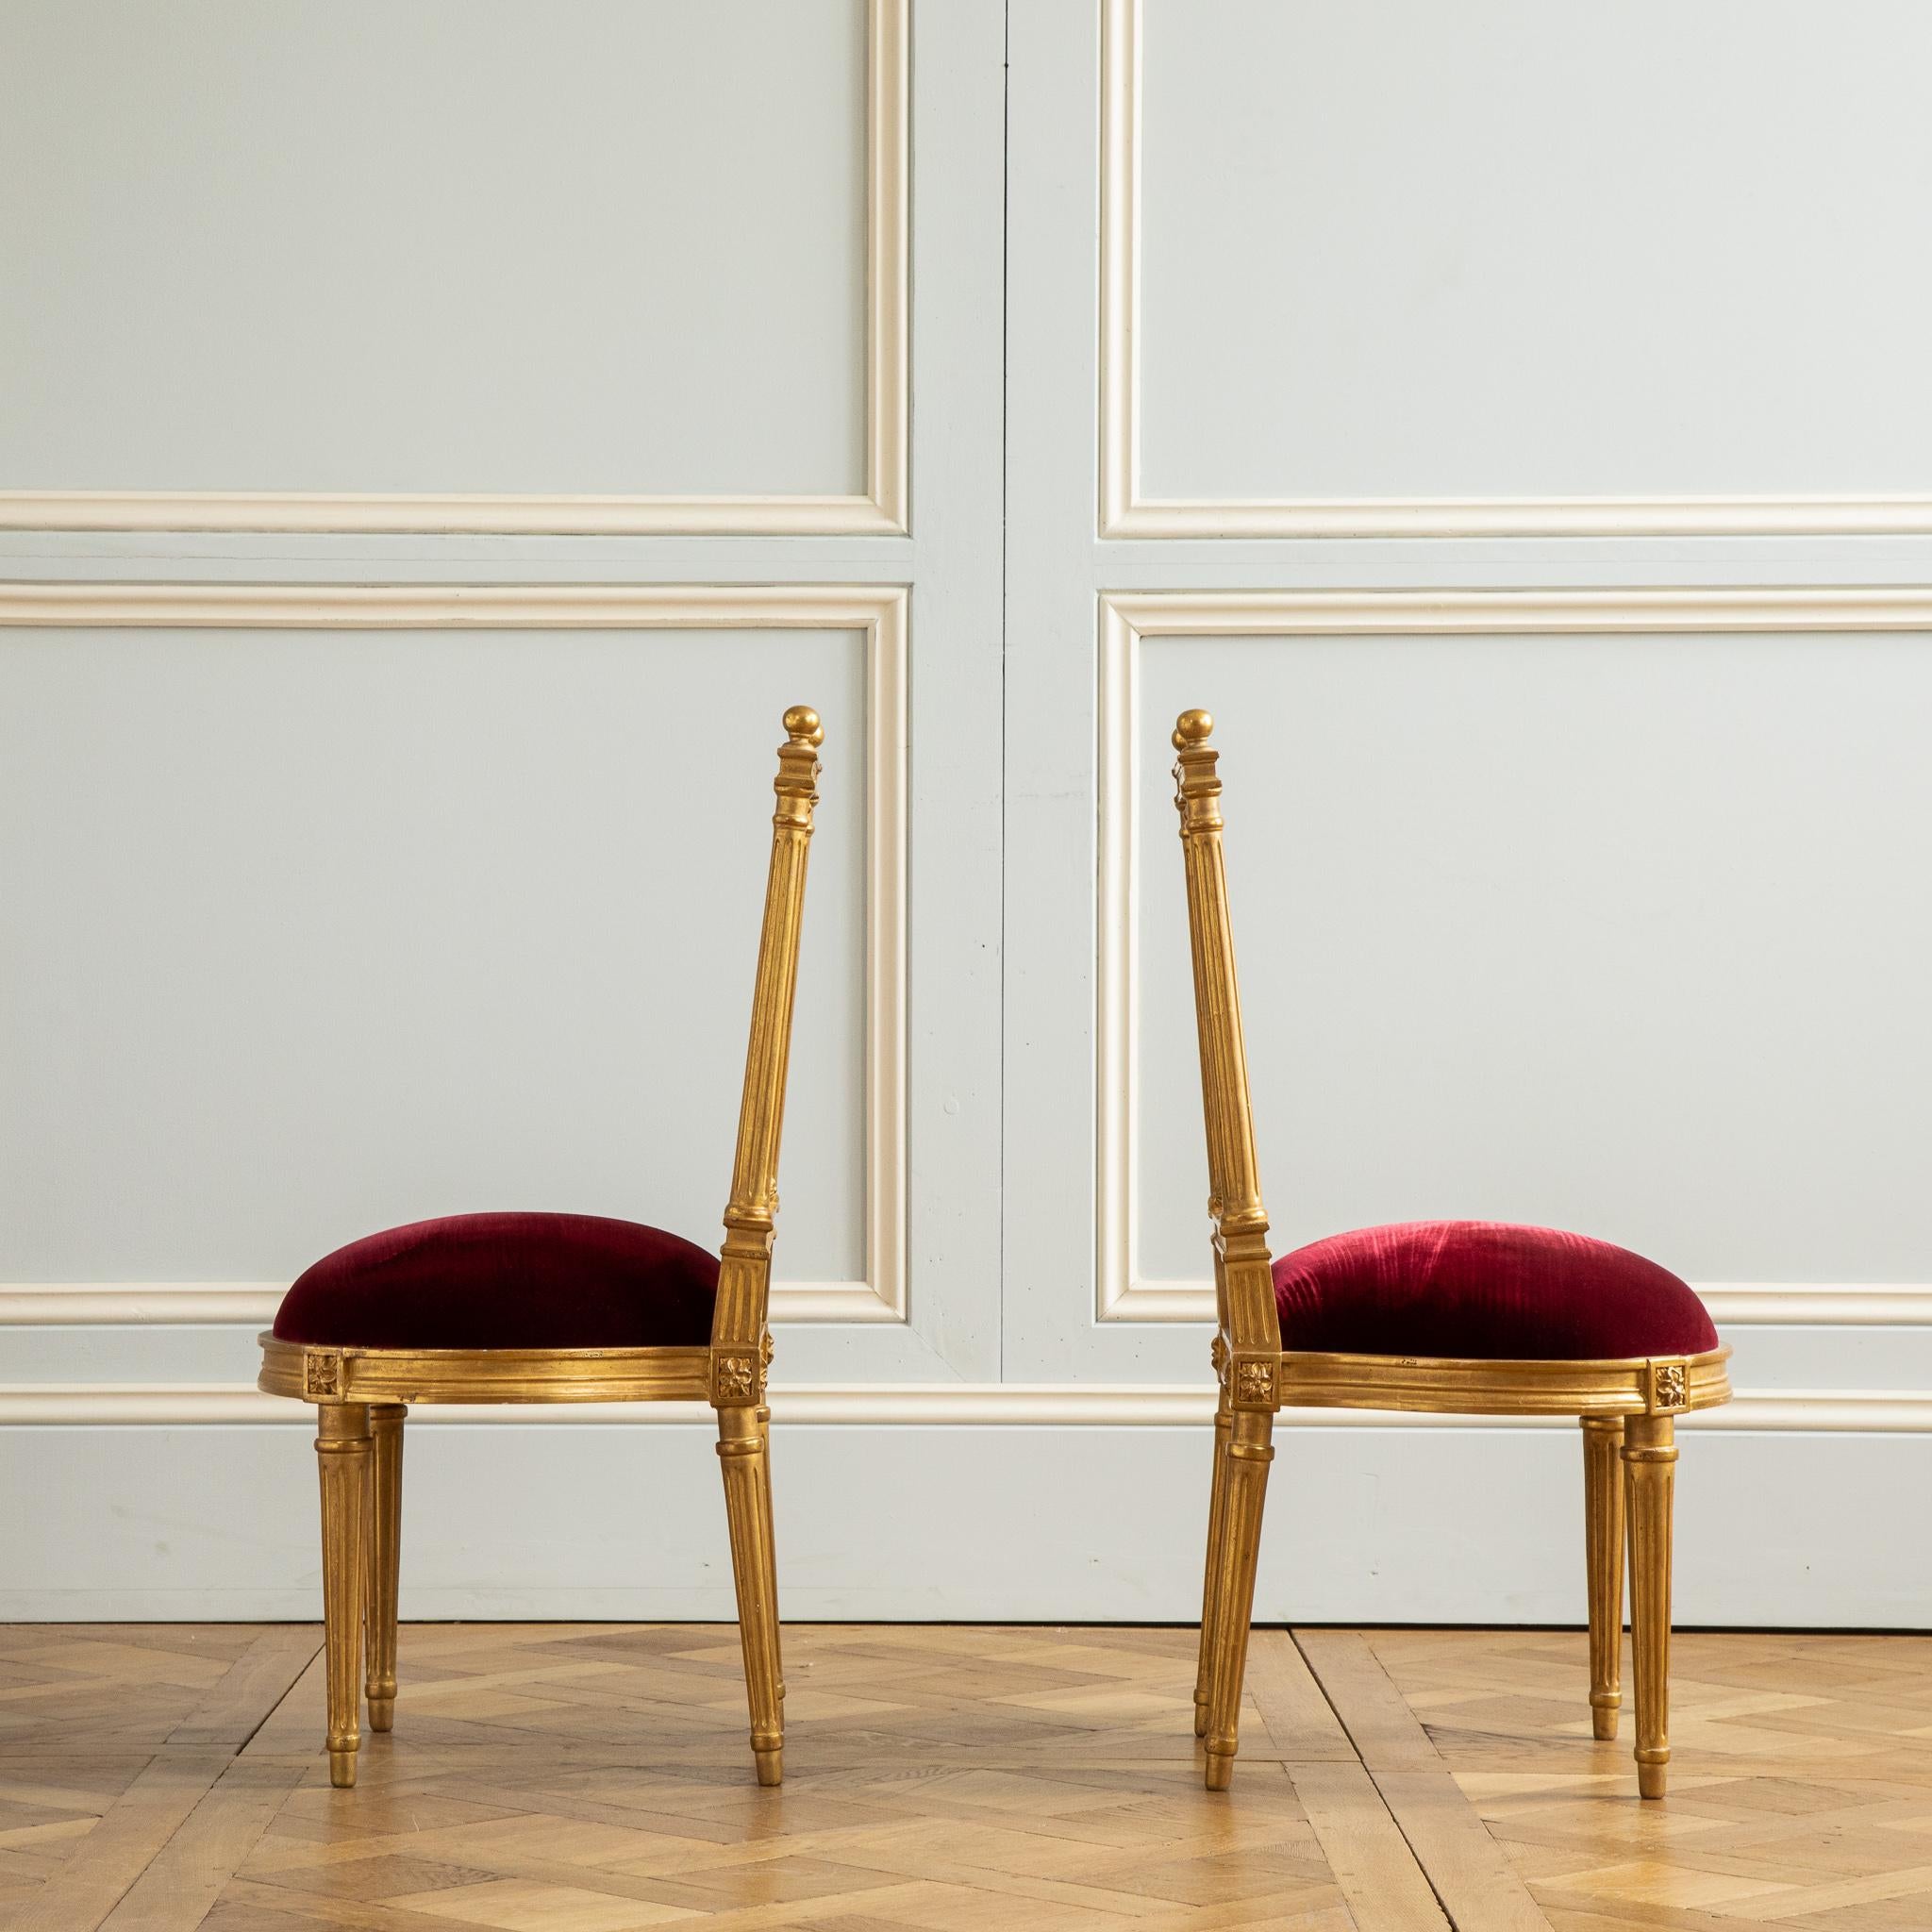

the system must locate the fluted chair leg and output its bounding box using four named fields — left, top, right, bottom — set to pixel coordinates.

left=315, top=1403, right=372, bottom=1789
left=365, top=1403, right=406, bottom=1734
left=1192, top=1401, right=1234, bottom=1739
left=1624, top=1413, right=1677, bottom=1798
left=1203, top=1411, right=1274, bottom=1790
left=718, top=1403, right=784, bottom=1786
left=1582, top=1416, right=1625, bottom=1740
